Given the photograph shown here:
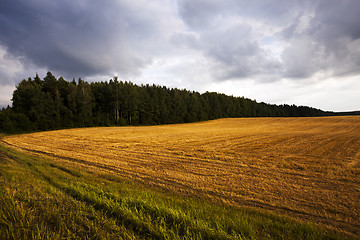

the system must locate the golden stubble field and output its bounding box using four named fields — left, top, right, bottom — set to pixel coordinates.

left=3, top=116, right=360, bottom=235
